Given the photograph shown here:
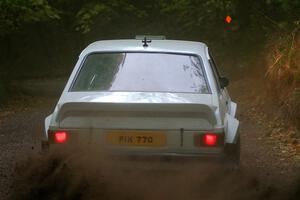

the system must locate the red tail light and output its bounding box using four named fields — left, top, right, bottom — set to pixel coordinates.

left=194, top=133, right=223, bottom=147
left=54, top=131, right=68, bottom=143
left=203, top=133, right=217, bottom=146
